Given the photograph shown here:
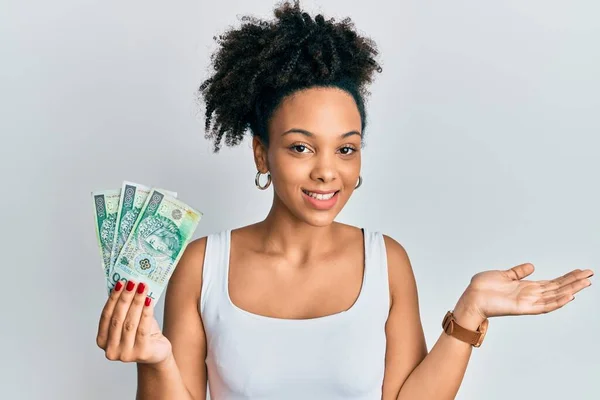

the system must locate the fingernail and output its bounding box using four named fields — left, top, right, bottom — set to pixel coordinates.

left=126, top=281, right=135, bottom=292
left=137, top=283, right=146, bottom=294
left=114, top=281, right=123, bottom=292
left=145, top=297, right=151, bottom=307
